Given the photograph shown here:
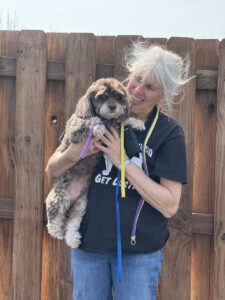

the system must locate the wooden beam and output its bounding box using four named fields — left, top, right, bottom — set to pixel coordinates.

left=196, top=70, right=217, bottom=90
left=192, top=213, right=214, bottom=234
left=0, top=55, right=219, bottom=90
left=0, top=200, right=216, bottom=235
left=0, top=198, right=13, bottom=219
left=96, top=63, right=114, bottom=79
